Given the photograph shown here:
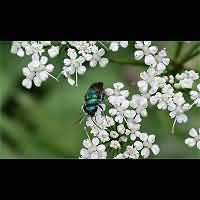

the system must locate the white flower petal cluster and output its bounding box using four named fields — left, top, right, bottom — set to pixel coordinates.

left=22, top=54, right=55, bottom=89
left=11, top=41, right=128, bottom=88
left=80, top=82, right=160, bottom=159
left=134, top=41, right=199, bottom=134
left=80, top=137, right=107, bottom=159
left=109, top=41, right=129, bottom=52
left=185, top=128, right=200, bottom=150
left=174, top=70, right=199, bottom=89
